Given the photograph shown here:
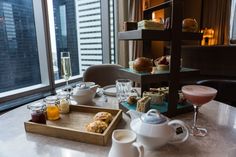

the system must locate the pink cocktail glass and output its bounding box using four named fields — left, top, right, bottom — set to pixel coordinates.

left=182, top=85, right=217, bottom=137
